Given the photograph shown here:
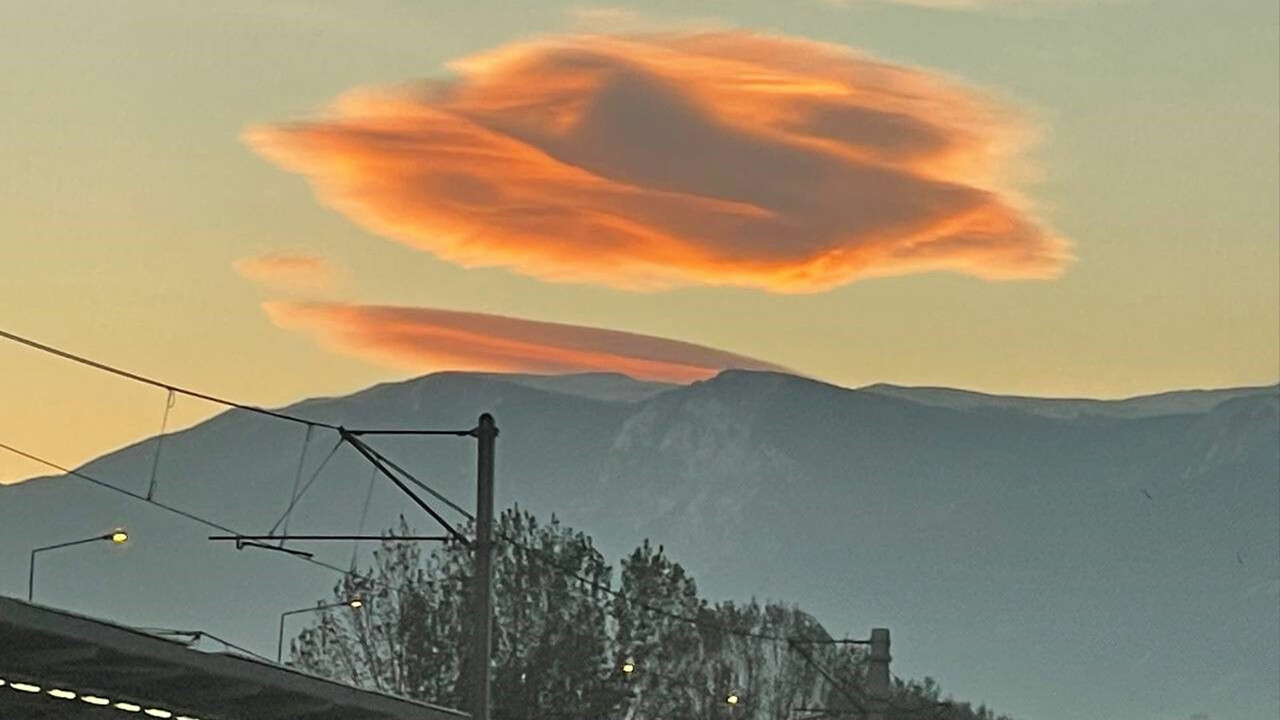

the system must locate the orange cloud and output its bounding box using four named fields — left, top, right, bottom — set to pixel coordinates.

left=247, top=32, right=1070, bottom=292
left=234, top=250, right=344, bottom=291
left=264, top=301, right=787, bottom=382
